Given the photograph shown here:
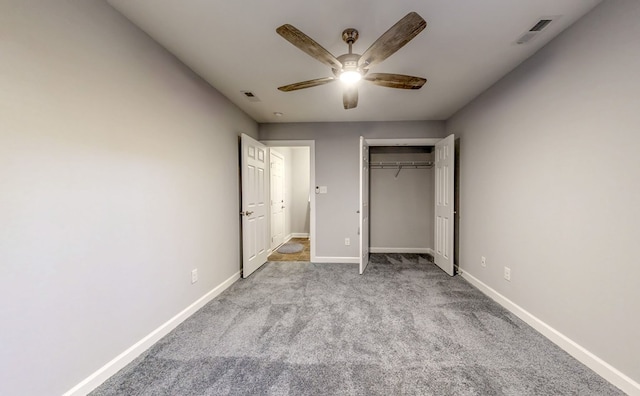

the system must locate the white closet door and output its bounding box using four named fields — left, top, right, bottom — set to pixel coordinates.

left=359, top=136, right=370, bottom=274
left=434, top=134, right=455, bottom=276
